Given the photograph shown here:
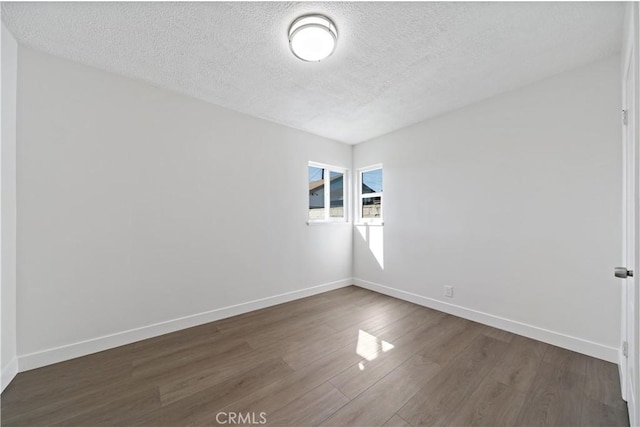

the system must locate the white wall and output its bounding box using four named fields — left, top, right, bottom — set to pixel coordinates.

left=16, top=48, right=352, bottom=369
left=1, top=23, right=18, bottom=390
left=353, top=56, right=622, bottom=361
left=10, top=45, right=625, bottom=369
